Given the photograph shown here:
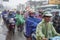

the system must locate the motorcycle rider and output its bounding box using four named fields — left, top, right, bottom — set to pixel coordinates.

left=16, top=11, right=25, bottom=32
left=53, top=12, right=60, bottom=33
left=8, top=10, right=16, bottom=34
left=25, top=9, right=41, bottom=40
left=36, top=11, right=60, bottom=40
